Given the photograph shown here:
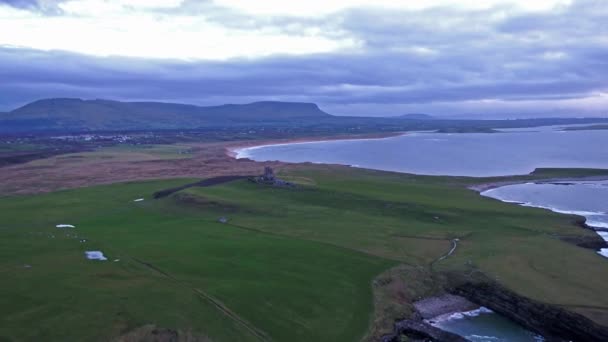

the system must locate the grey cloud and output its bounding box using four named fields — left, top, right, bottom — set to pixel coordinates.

left=1, top=0, right=607, bottom=117
left=0, top=0, right=37, bottom=7
left=0, top=0, right=65, bottom=14
left=2, top=44, right=606, bottom=116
